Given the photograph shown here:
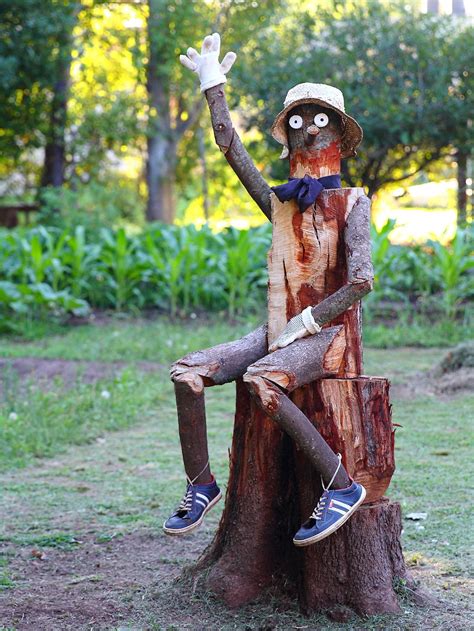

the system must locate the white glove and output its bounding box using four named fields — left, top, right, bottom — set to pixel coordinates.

left=269, top=306, right=321, bottom=352
left=179, top=32, right=236, bottom=93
